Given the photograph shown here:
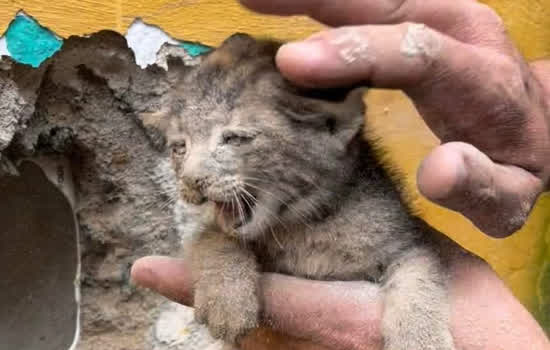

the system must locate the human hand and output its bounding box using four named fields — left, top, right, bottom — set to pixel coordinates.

left=239, top=0, right=550, bottom=238
left=131, top=255, right=549, bottom=350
